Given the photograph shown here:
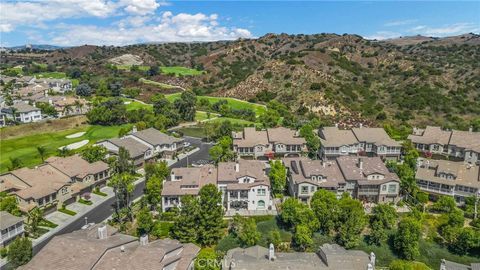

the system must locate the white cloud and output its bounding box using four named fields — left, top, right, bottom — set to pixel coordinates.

left=0, top=24, right=13, bottom=33
left=363, top=31, right=402, bottom=40
left=50, top=11, right=253, bottom=46
left=408, top=23, right=479, bottom=37
left=0, top=0, right=164, bottom=31
left=384, top=19, right=417, bottom=27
